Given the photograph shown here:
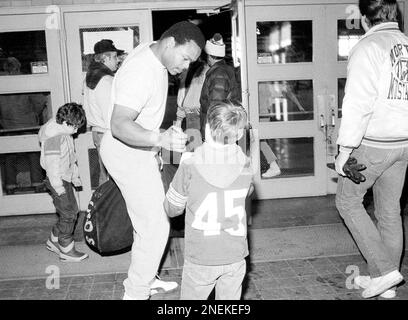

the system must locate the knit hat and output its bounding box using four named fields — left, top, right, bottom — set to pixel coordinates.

left=205, top=33, right=225, bottom=58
